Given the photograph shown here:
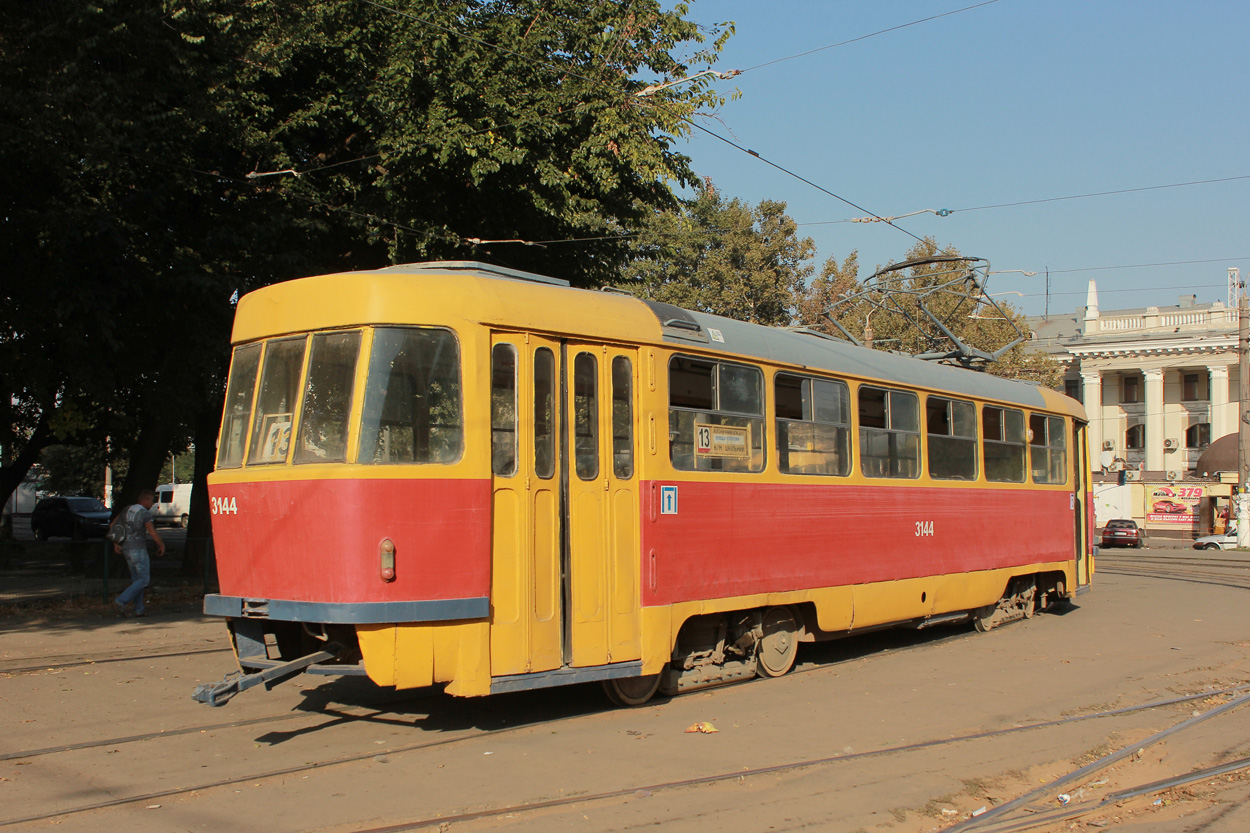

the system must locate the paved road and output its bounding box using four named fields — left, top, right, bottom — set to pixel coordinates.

left=3, top=556, right=1248, bottom=833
